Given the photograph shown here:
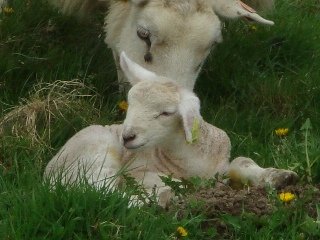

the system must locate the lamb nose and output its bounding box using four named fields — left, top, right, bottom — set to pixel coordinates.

left=122, top=133, right=136, bottom=144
